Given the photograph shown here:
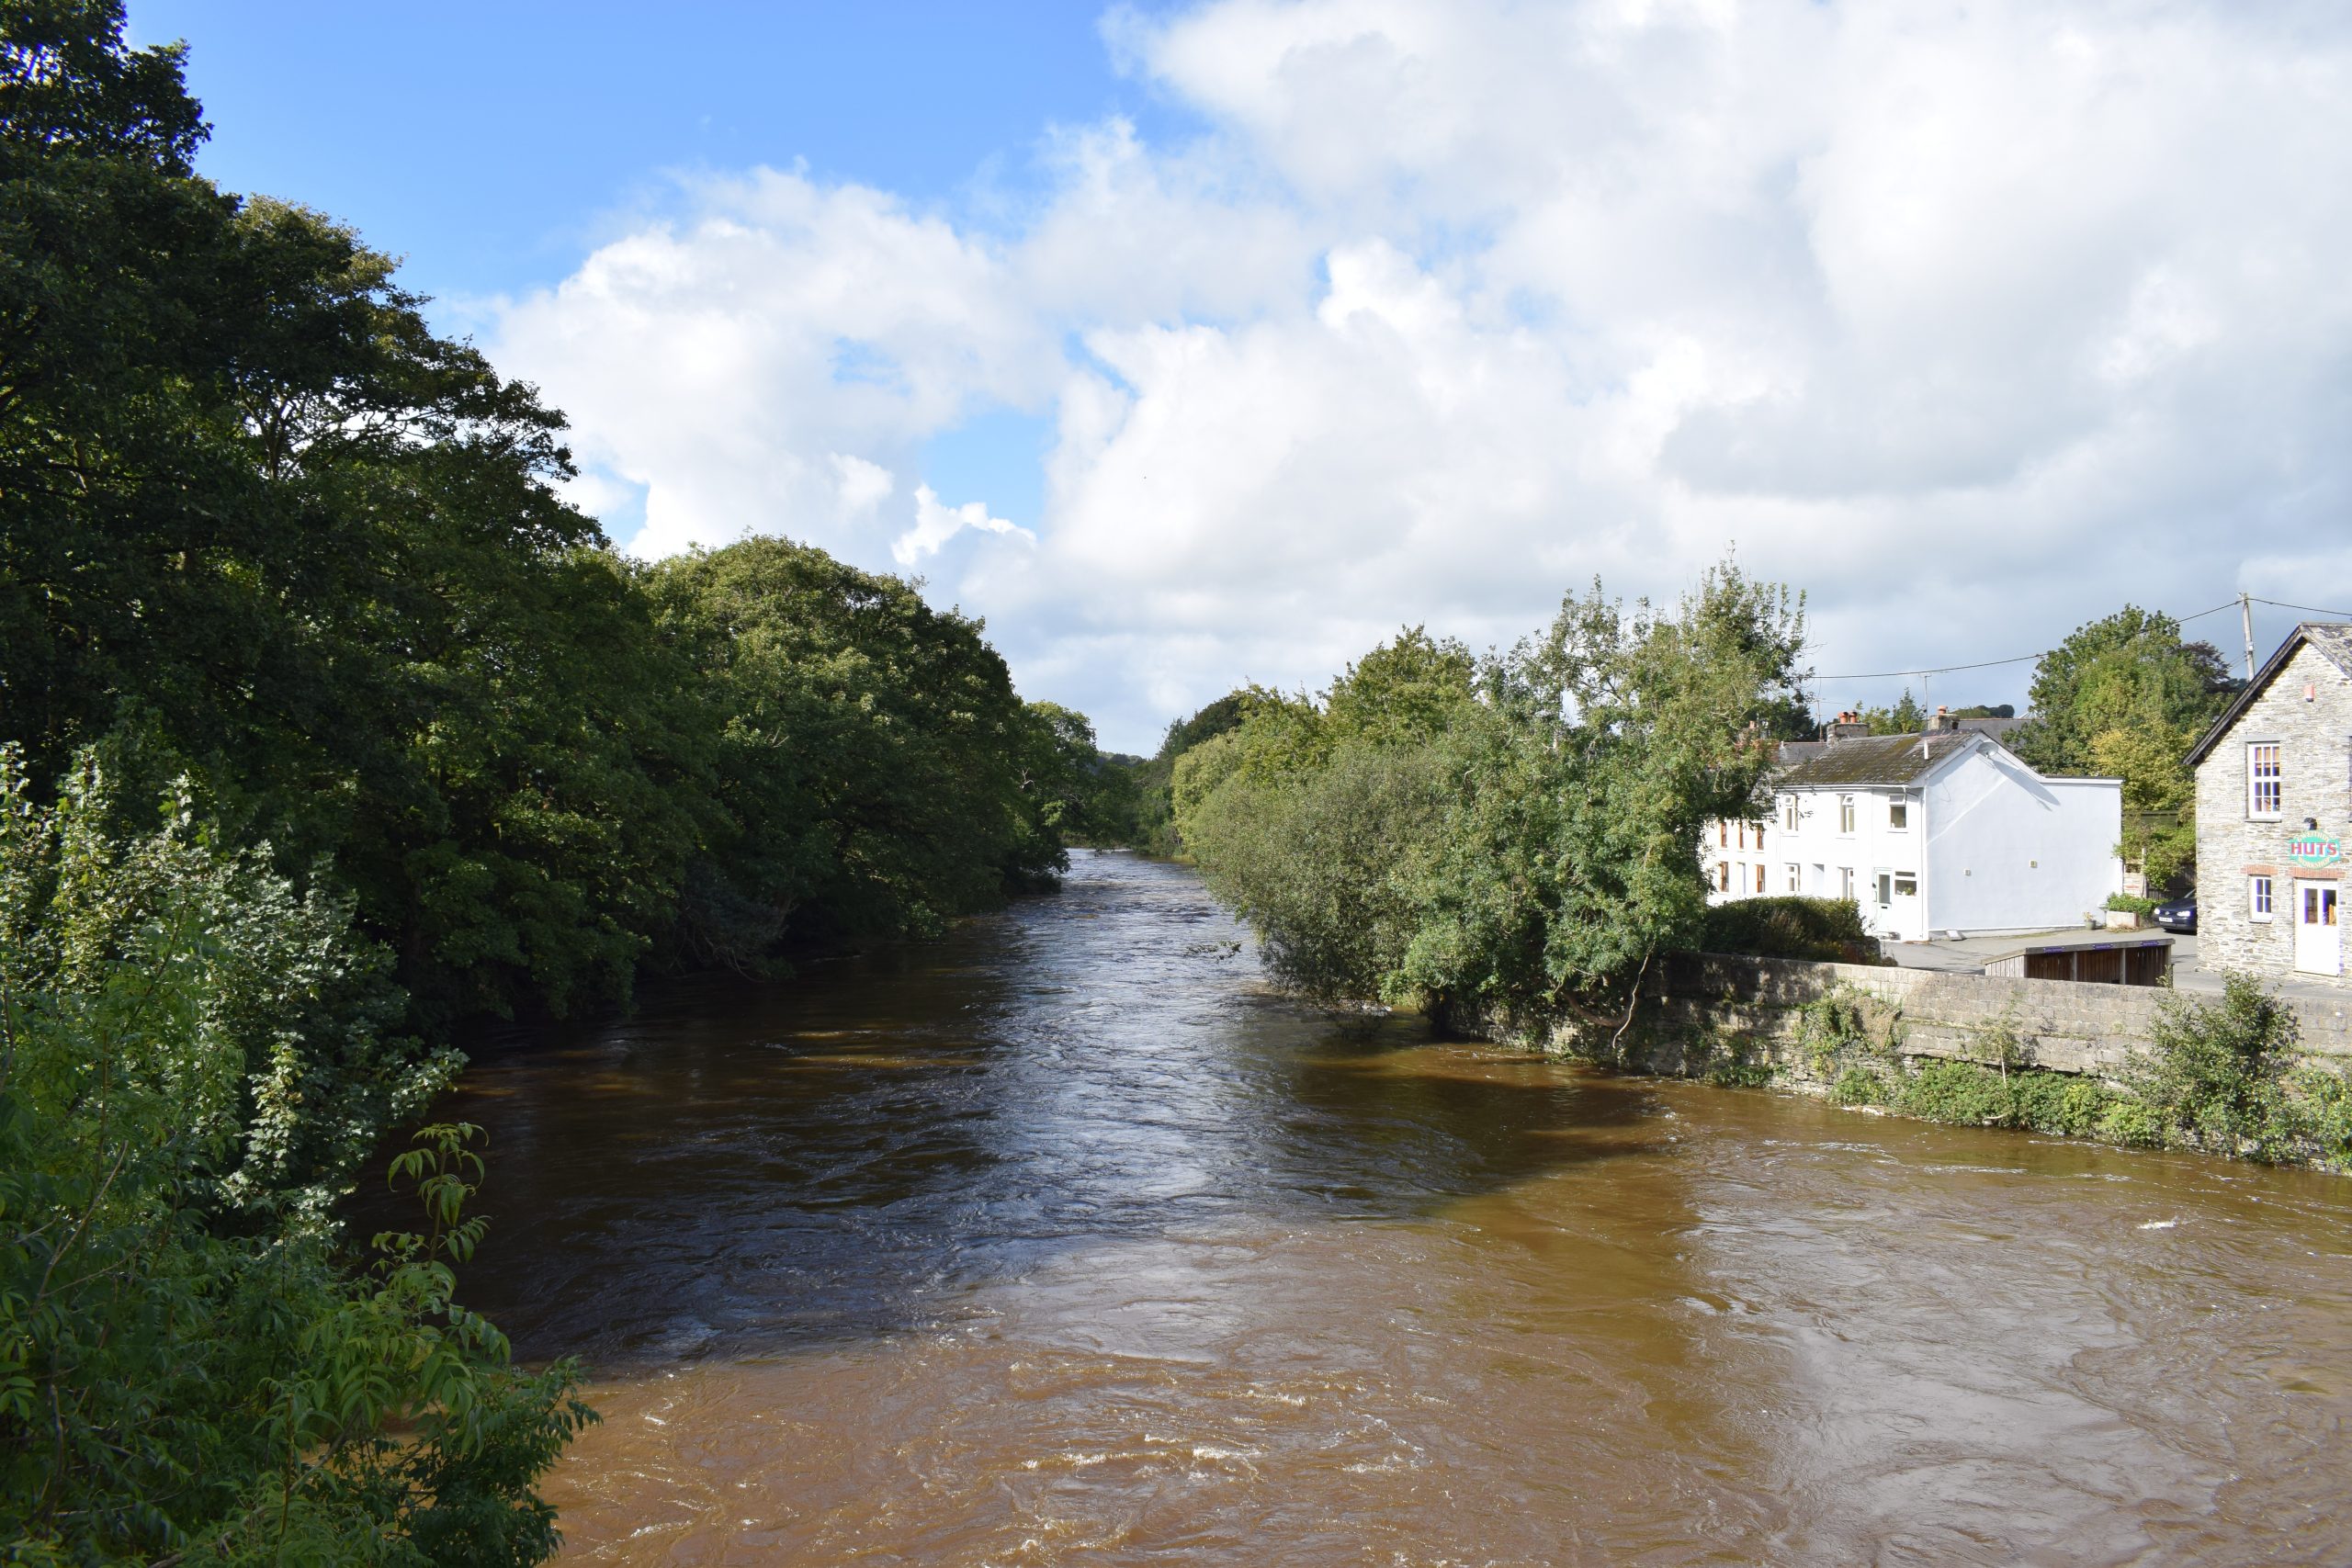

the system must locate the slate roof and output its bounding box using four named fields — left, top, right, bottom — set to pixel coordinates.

left=1771, top=730, right=1984, bottom=787
left=2184, top=622, right=2352, bottom=766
